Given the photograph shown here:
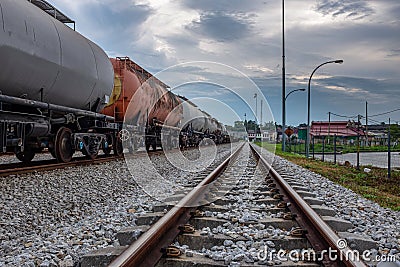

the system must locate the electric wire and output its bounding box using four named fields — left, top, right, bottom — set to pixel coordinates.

left=368, top=108, right=400, bottom=118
